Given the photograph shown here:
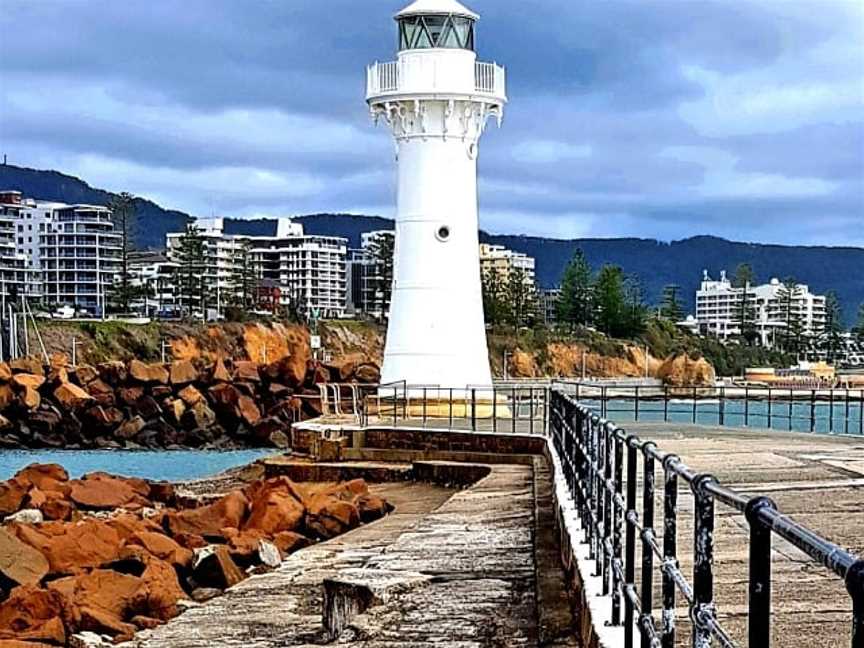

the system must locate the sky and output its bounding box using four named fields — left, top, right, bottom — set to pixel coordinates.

left=1, top=0, right=862, bottom=246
